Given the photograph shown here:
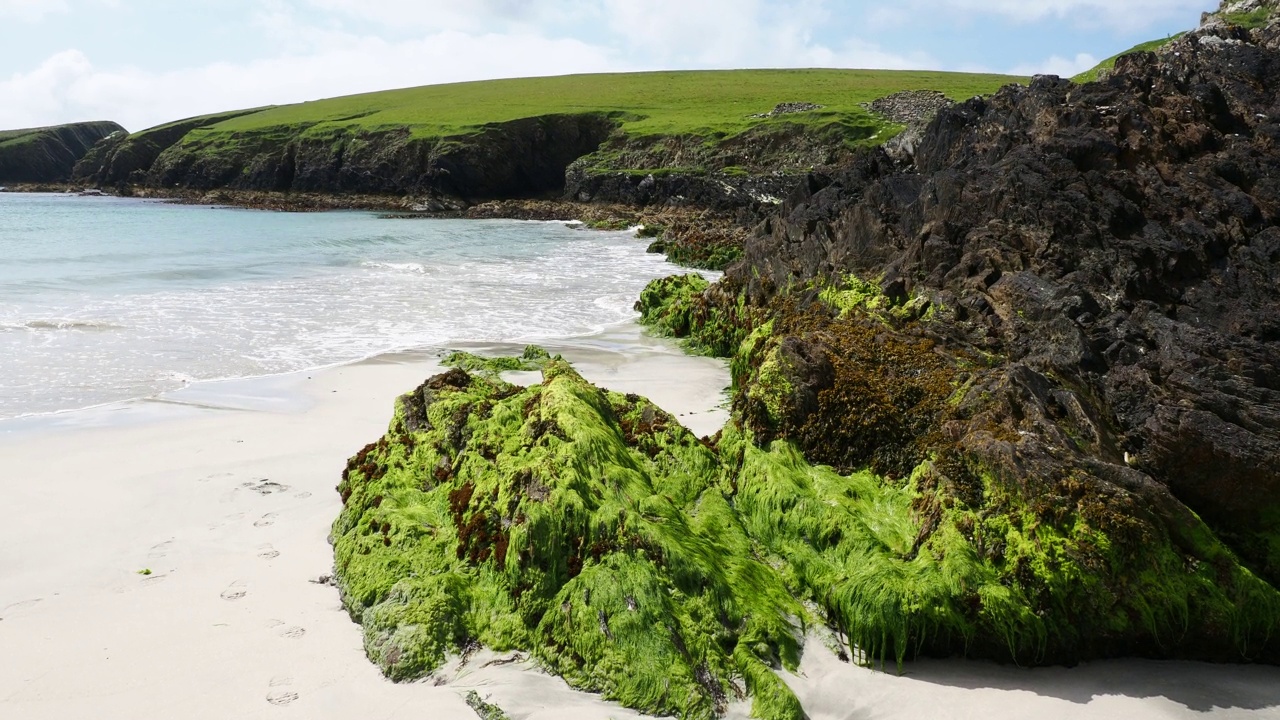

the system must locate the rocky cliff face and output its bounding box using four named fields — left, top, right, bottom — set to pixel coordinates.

left=1204, top=0, right=1280, bottom=28
left=70, top=105, right=871, bottom=213
left=77, top=113, right=618, bottom=201
left=564, top=122, right=862, bottom=214
left=642, top=20, right=1280, bottom=666
left=73, top=109, right=262, bottom=188
left=0, top=121, right=125, bottom=183
left=743, top=21, right=1280, bottom=575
